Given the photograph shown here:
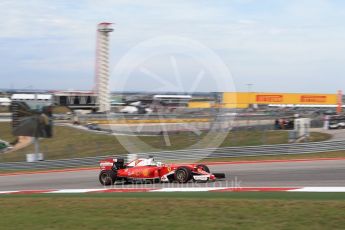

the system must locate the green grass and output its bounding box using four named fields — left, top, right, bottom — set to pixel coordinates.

left=0, top=106, right=9, bottom=113
left=0, top=122, right=332, bottom=162
left=0, top=122, right=17, bottom=144
left=52, top=106, right=71, bottom=114
left=0, top=193, right=344, bottom=230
